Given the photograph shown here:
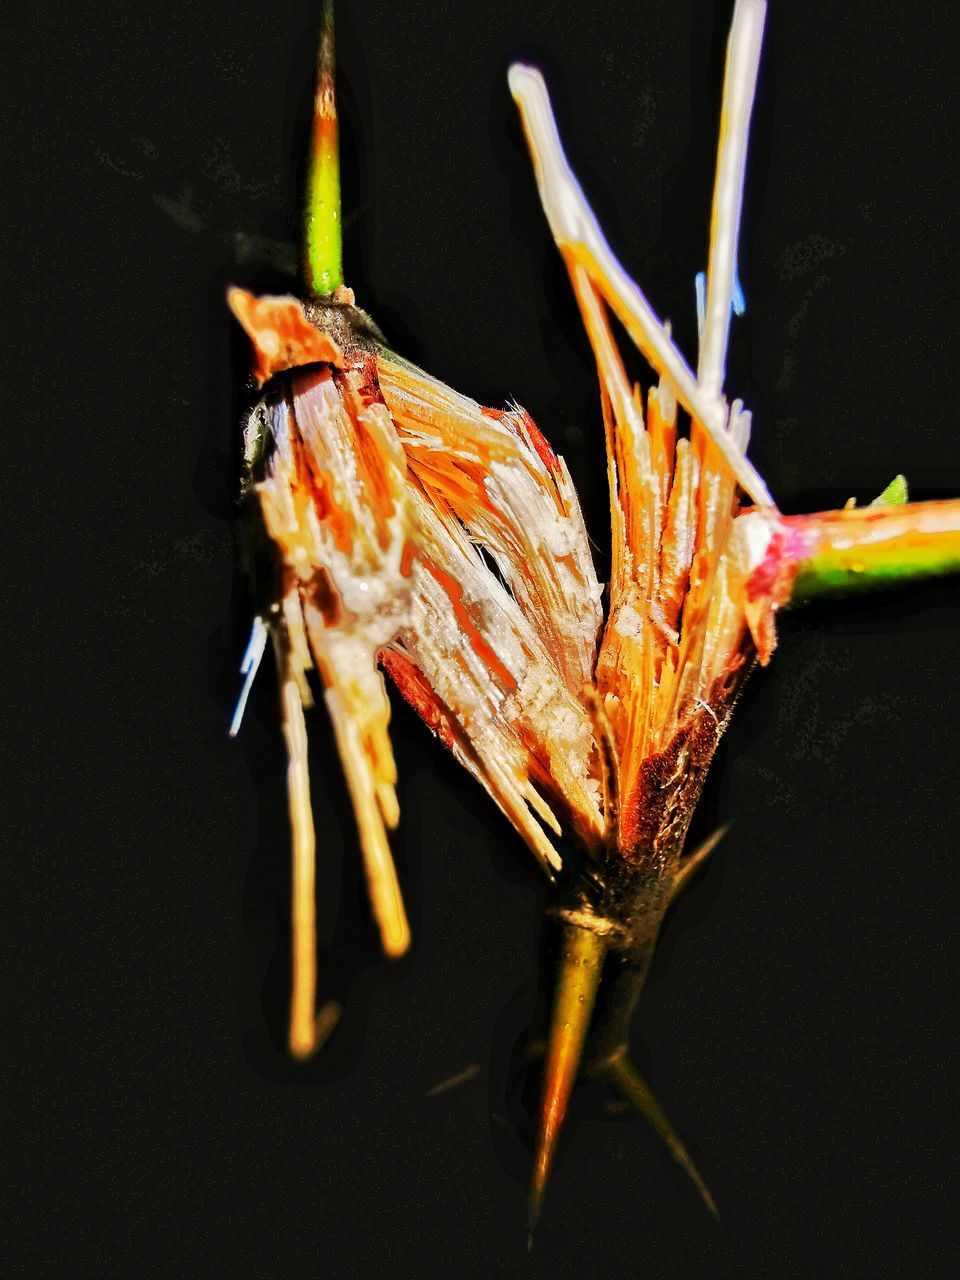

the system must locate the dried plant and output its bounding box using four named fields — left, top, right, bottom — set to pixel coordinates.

left=227, top=0, right=959, bottom=1233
